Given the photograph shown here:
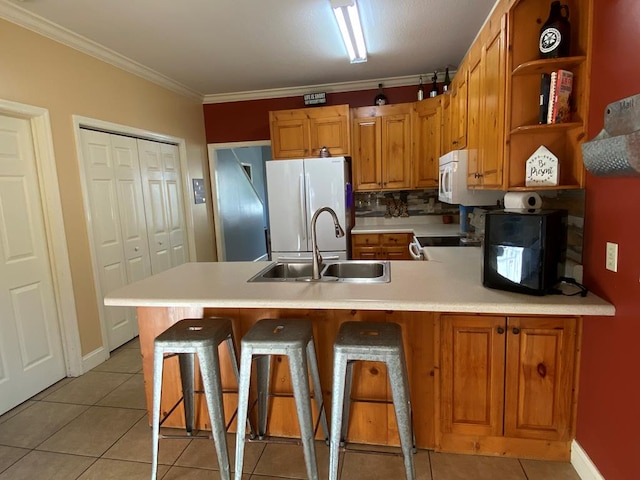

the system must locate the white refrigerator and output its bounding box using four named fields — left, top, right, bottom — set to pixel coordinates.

left=266, top=157, right=352, bottom=262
